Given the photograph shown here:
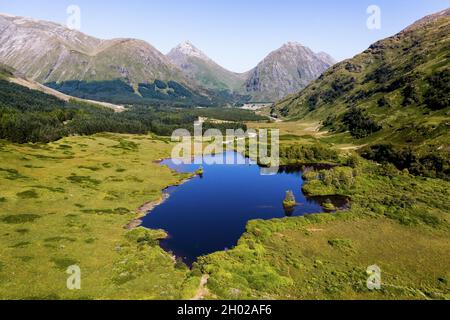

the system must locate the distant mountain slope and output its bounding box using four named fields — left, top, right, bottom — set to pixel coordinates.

left=167, top=41, right=247, bottom=92
left=244, top=42, right=336, bottom=102
left=0, top=13, right=335, bottom=105
left=0, top=63, right=264, bottom=146
left=168, top=41, right=335, bottom=102
left=274, top=8, right=450, bottom=178
left=0, top=13, right=218, bottom=106
left=0, top=13, right=187, bottom=86
left=275, top=8, right=449, bottom=132
left=0, top=64, right=124, bottom=111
